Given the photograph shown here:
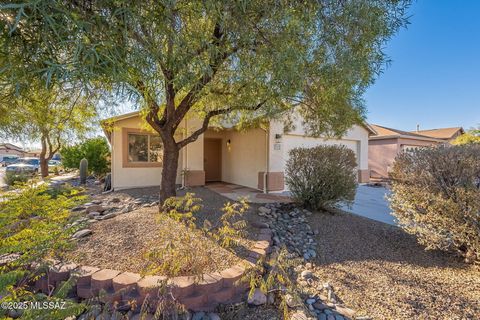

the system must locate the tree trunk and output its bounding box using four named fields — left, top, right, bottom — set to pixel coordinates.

left=39, top=135, right=49, bottom=178
left=39, top=155, right=49, bottom=178
left=160, top=136, right=180, bottom=203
